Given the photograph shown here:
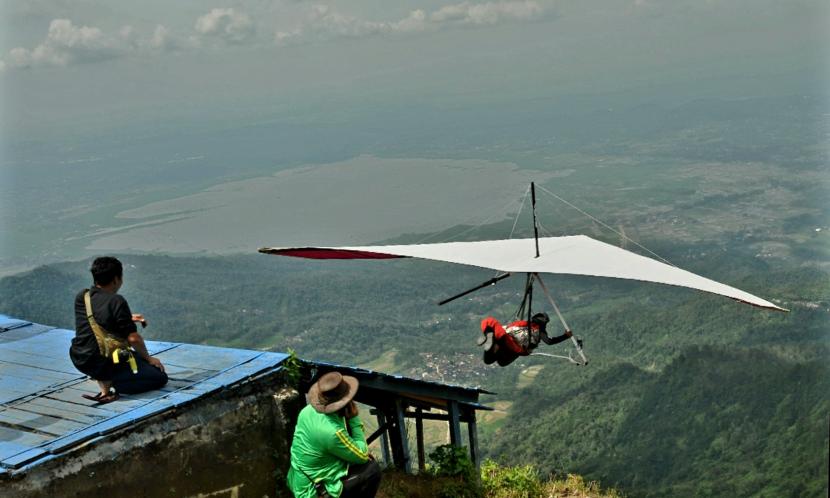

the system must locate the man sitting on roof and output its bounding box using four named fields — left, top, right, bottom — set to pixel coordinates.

left=70, top=256, right=168, bottom=403
left=288, top=371, right=381, bottom=498
left=479, top=312, right=572, bottom=367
